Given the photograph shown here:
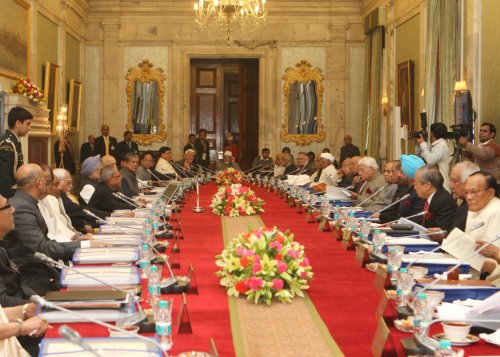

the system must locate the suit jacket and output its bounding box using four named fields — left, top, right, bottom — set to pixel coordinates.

left=94, top=135, right=119, bottom=162
left=194, top=138, right=210, bottom=168
left=5, top=190, right=80, bottom=294
left=355, top=172, right=393, bottom=213
left=398, top=186, right=426, bottom=223
left=0, top=243, right=36, bottom=307
left=54, top=140, right=76, bottom=174
left=80, top=142, right=96, bottom=163
left=0, top=130, right=24, bottom=198
left=60, top=192, right=103, bottom=231
left=450, top=201, right=468, bottom=232
left=88, top=182, right=134, bottom=214
left=340, top=144, right=361, bottom=165
left=423, top=187, right=457, bottom=231
left=117, top=140, right=140, bottom=161
left=120, top=168, right=140, bottom=197
left=379, top=184, right=411, bottom=223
